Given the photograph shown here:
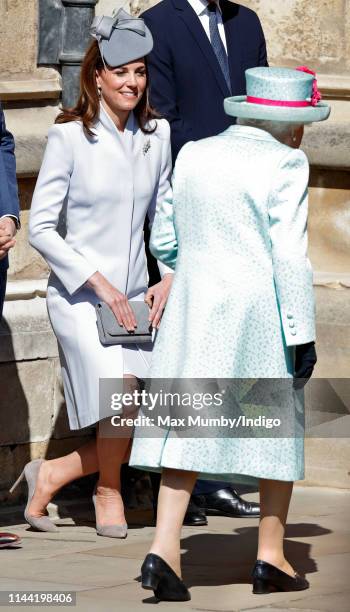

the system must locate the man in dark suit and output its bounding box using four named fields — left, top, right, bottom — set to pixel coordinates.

left=0, top=103, right=20, bottom=319
left=143, top=0, right=268, bottom=161
left=143, top=0, right=265, bottom=524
